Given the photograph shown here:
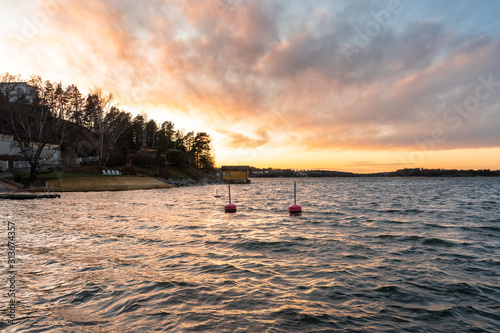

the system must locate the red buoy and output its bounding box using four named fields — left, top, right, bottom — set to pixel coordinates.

left=225, top=184, right=236, bottom=213
left=225, top=203, right=237, bottom=213
left=289, top=204, right=302, bottom=213
left=289, top=182, right=302, bottom=214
